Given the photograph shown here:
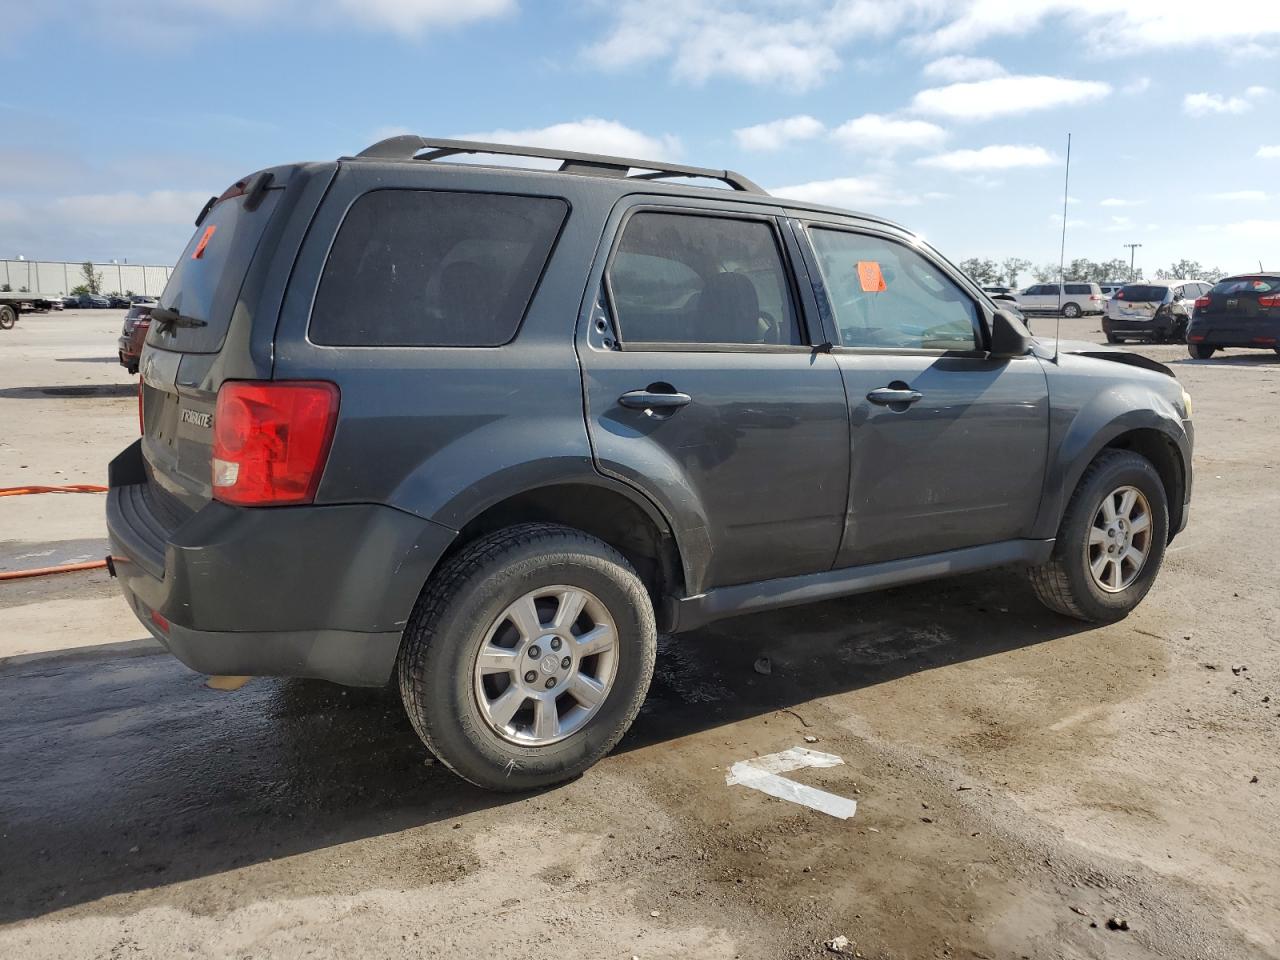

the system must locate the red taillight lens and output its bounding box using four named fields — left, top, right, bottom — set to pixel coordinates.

left=1115, top=290, right=1125, bottom=299
left=1195, top=296, right=1211, bottom=309
left=211, top=381, right=340, bottom=506
left=1090, top=294, right=1101, bottom=300
left=1259, top=294, right=1280, bottom=308
left=137, top=379, right=145, bottom=435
